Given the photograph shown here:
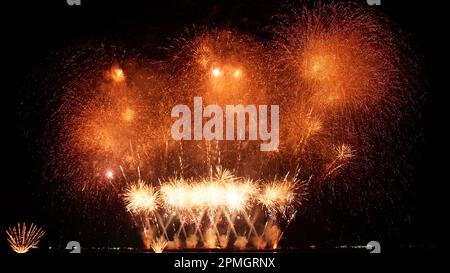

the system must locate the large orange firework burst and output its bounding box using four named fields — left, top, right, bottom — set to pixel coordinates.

left=163, top=28, right=277, bottom=179
left=19, top=1, right=421, bottom=249
left=272, top=2, right=415, bottom=140
left=167, top=28, right=270, bottom=106
left=43, top=56, right=177, bottom=193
